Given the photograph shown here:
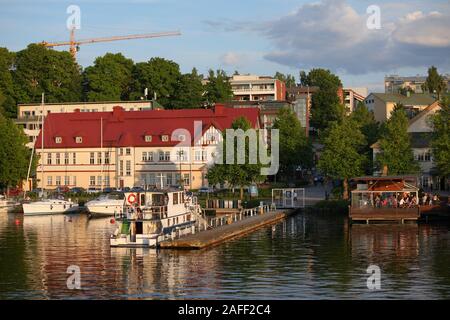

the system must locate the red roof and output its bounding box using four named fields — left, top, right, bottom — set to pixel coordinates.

left=35, top=104, right=260, bottom=149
